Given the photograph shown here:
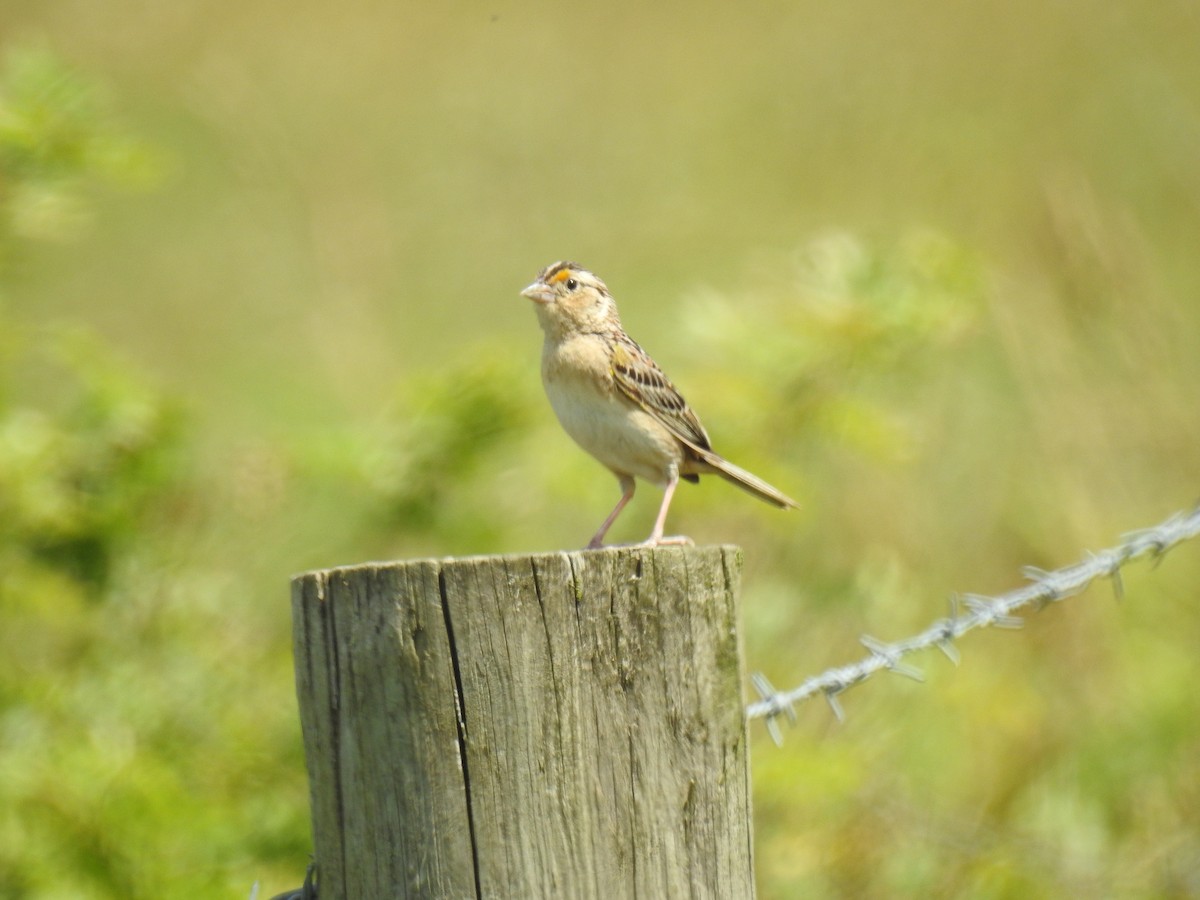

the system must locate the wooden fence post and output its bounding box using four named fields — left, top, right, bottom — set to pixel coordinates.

left=291, top=545, right=754, bottom=899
